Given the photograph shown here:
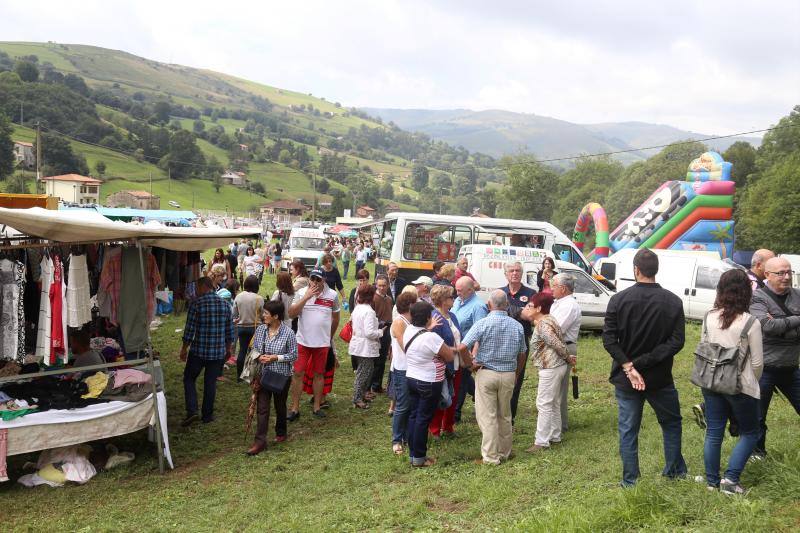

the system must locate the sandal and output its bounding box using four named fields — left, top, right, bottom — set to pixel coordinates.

left=392, top=443, right=404, bottom=455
